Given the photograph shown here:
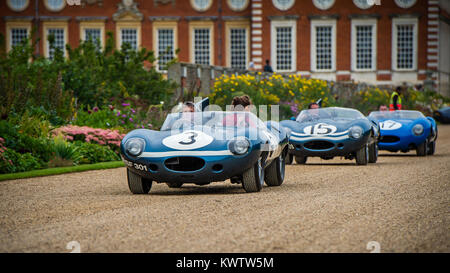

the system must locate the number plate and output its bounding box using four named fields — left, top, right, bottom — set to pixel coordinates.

left=123, top=159, right=148, bottom=171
